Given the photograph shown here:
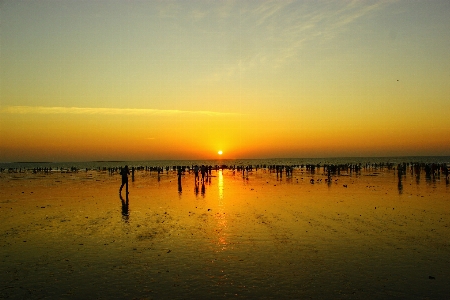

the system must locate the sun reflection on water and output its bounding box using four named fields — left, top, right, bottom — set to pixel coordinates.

left=215, top=169, right=228, bottom=250
left=218, top=169, right=224, bottom=205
